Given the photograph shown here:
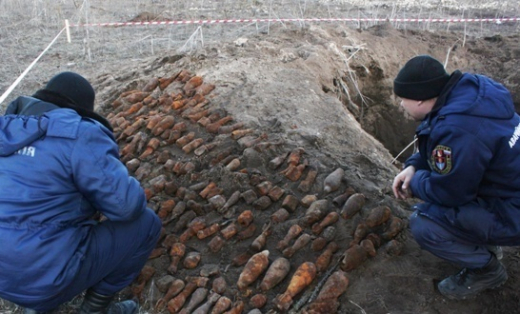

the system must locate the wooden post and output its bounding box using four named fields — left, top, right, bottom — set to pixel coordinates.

left=65, top=19, right=71, bottom=43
